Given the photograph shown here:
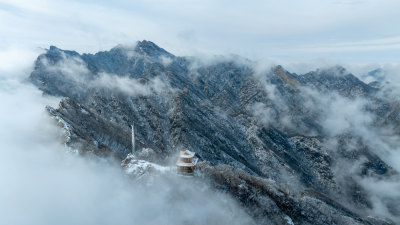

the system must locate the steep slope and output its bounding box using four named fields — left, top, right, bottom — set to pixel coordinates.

left=30, top=41, right=399, bottom=224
